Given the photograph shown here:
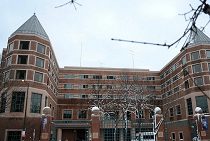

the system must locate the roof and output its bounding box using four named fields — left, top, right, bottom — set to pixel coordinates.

left=188, top=25, right=210, bottom=46
left=10, top=14, right=49, bottom=40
